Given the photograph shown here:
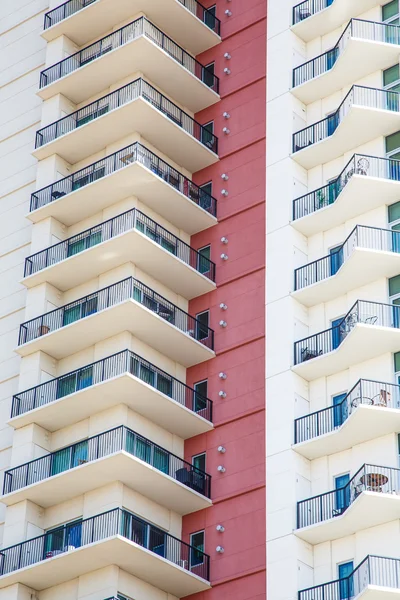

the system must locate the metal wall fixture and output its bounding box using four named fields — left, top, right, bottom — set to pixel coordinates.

left=218, top=446, right=226, bottom=453
left=219, top=372, right=227, bottom=379
left=219, top=391, right=227, bottom=398
left=221, top=253, right=229, bottom=259
left=220, top=303, right=228, bottom=310
left=216, top=524, right=225, bottom=532
left=216, top=546, right=225, bottom=553
left=221, top=236, right=229, bottom=244
left=219, top=320, right=228, bottom=327
left=217, top=465, right=226, bottom=473
left=221, top=189, right=229, bottom=196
